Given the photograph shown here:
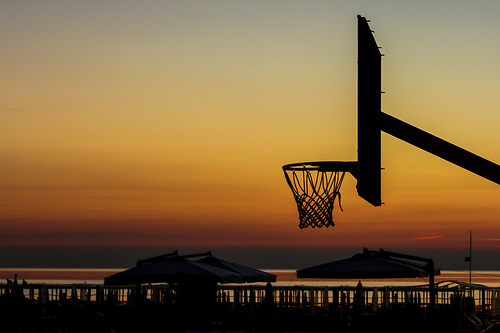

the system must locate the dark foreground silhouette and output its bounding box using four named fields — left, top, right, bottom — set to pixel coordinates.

left=0, top=278, right=495, bottom=333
